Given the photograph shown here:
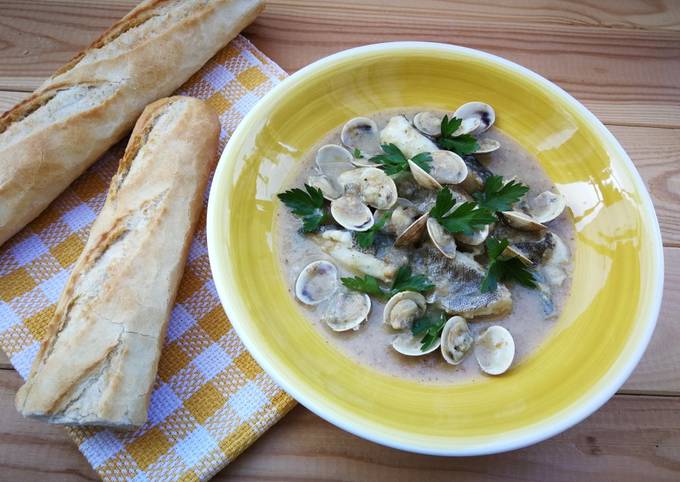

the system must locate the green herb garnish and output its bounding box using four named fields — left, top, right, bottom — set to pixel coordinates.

left=411, top=311, right=447, bottom=352
left=352, top=147, right=362, bottom=159
left=341, top=265, right=434, bottom=299
left=480, top=238, right=538, bottom=293
left=369, top=143, right=432, bottom=176
left=437, top=115, right=479, bottom=156
left=355, top=211, right=391, bottom=248
left=429, top=188, right=496, bottom=235
left=277, top=184, right=328, bottom=233
left=473, top=175, right=530, bottom=212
